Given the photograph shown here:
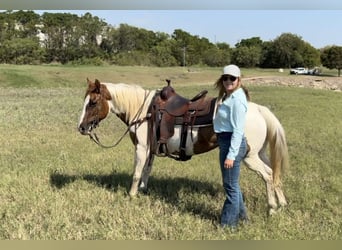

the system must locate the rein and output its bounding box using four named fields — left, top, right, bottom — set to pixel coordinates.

left=88, top=115, right=151, bottom=148
left=88, top=90, right=153, bottom=149
left=88, top=128, right=129, bottom=149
